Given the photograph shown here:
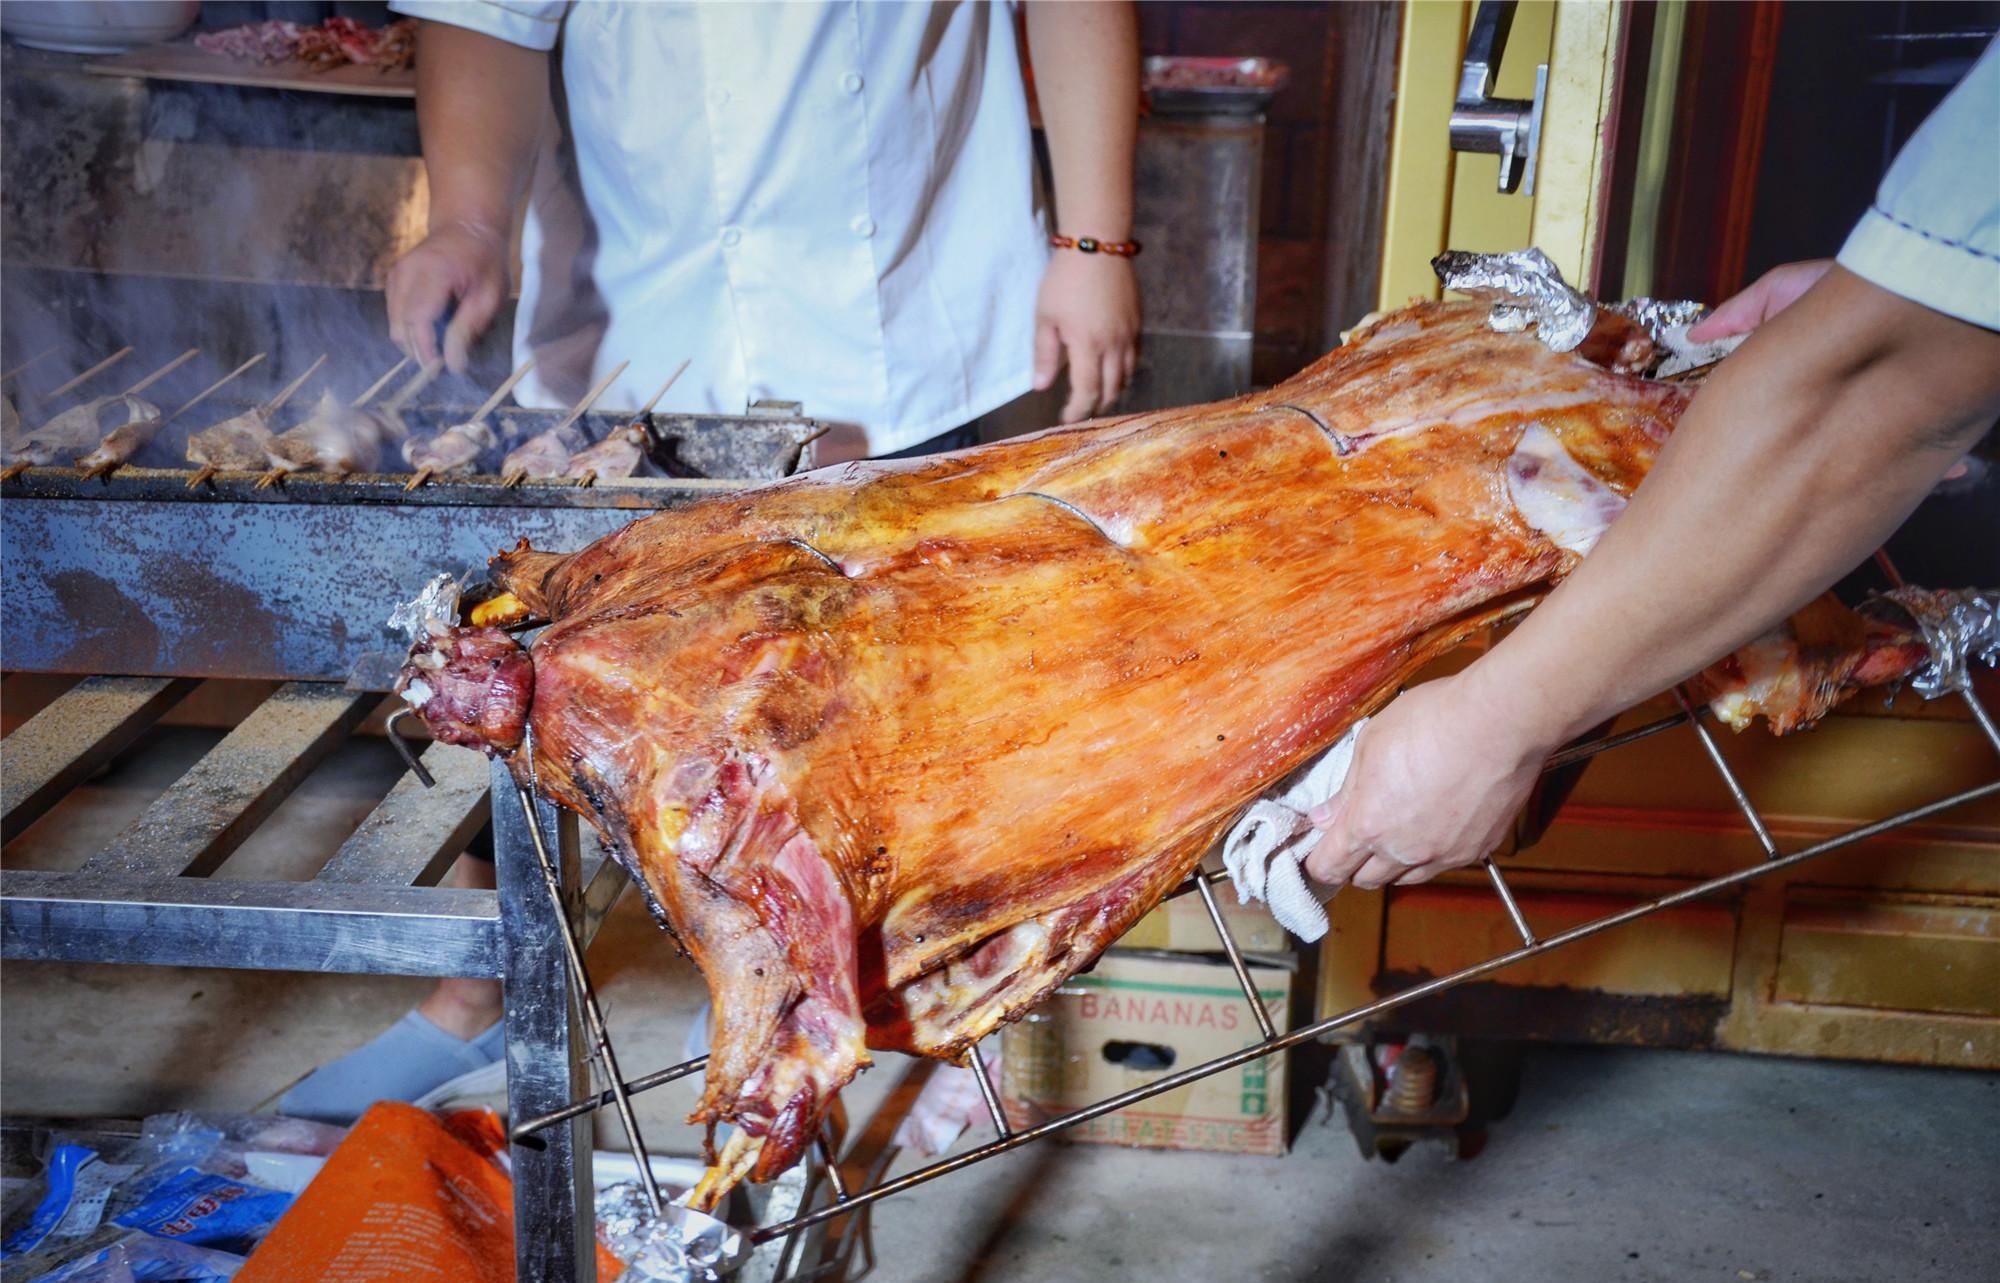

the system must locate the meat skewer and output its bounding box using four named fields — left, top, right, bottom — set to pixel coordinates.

left=402, top=356, right=537, bottom=491
left=501, top=359, right=630, bottom=486
left=570, top=359, right=687, bottom=487
left=185, top=353, right=326, bottom=489
left=2, top=349, right=199, bottom=479
left=256, top=356, right=415, bottom=488
left=78, top=352, right=265, bottom=479
left=5, top=345, right=134, bottom=474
